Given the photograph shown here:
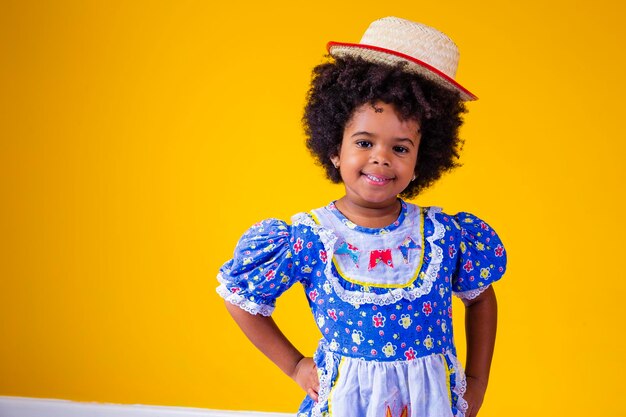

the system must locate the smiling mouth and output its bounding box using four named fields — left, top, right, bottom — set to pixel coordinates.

left=363, top=173, right=394, bottom=185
